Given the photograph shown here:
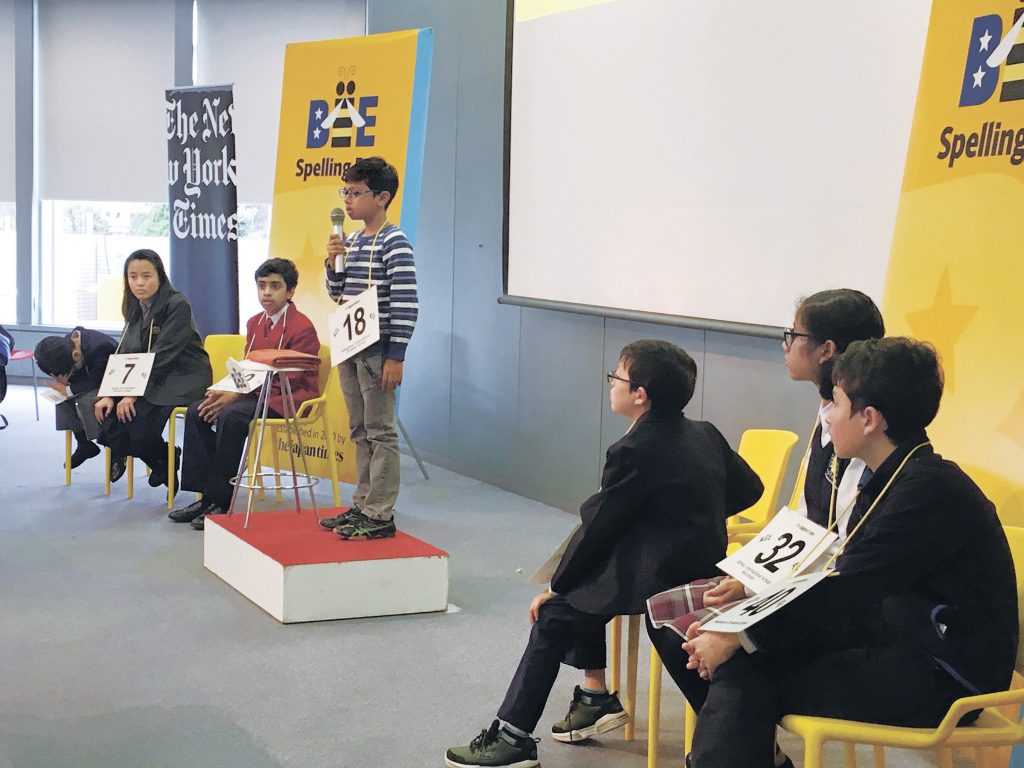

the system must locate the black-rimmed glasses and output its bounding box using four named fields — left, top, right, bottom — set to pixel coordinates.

left=606, top=370, right=634, bottom=386
left=782, top=328, right=816, bottom=348
left=338, top=188, right=378, bottom=199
